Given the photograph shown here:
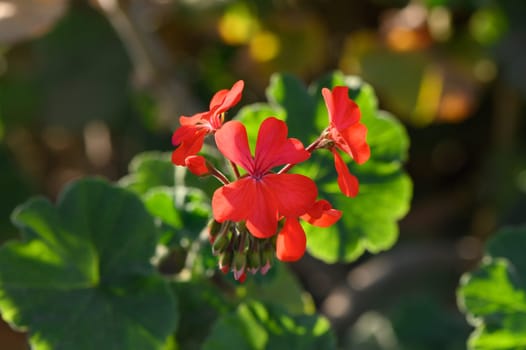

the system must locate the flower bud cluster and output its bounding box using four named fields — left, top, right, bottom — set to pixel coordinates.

left=171, top=80, right=370, bottom=281
left=208, top=220, right=274, bottom=282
